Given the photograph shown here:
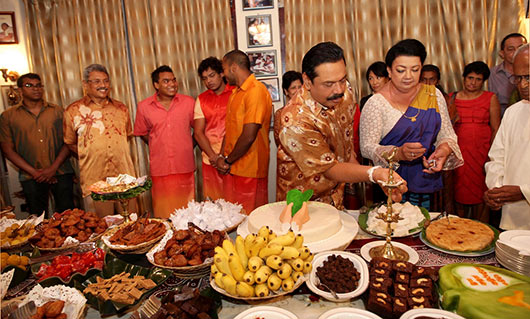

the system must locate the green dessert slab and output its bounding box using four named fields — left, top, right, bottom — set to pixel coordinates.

left=439, top=263, right=530, bottom=319
left=75, top=252, right=172, bottom=316
left=358, top=206, right=430, bottom=237
left=90, top=179, right=152, bottom=201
